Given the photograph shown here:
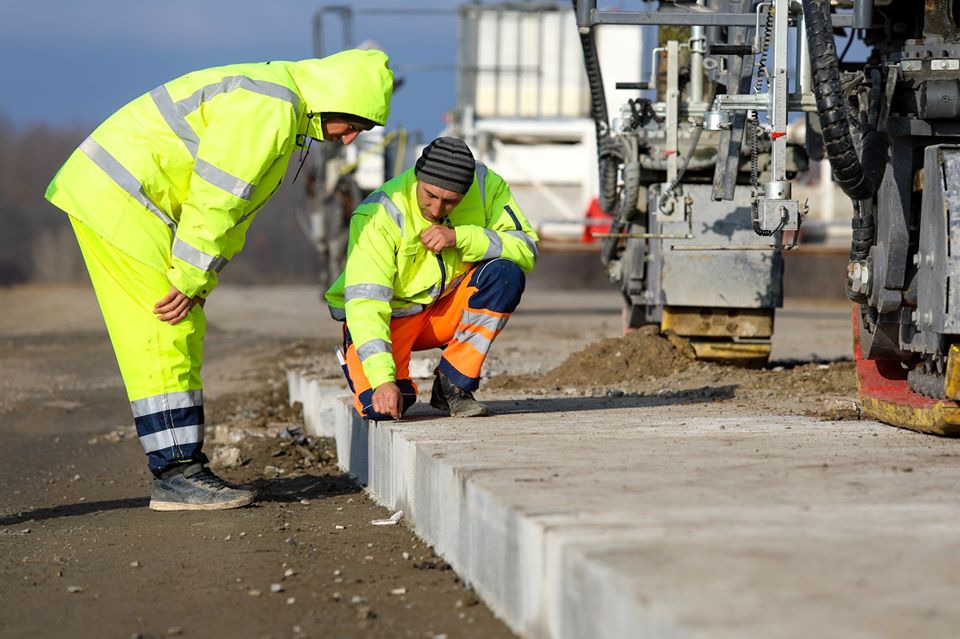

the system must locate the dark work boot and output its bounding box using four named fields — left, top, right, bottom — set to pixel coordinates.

left=150, top=463, right=255, bottom=511
left=430, top=371, right=489, bottom=418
